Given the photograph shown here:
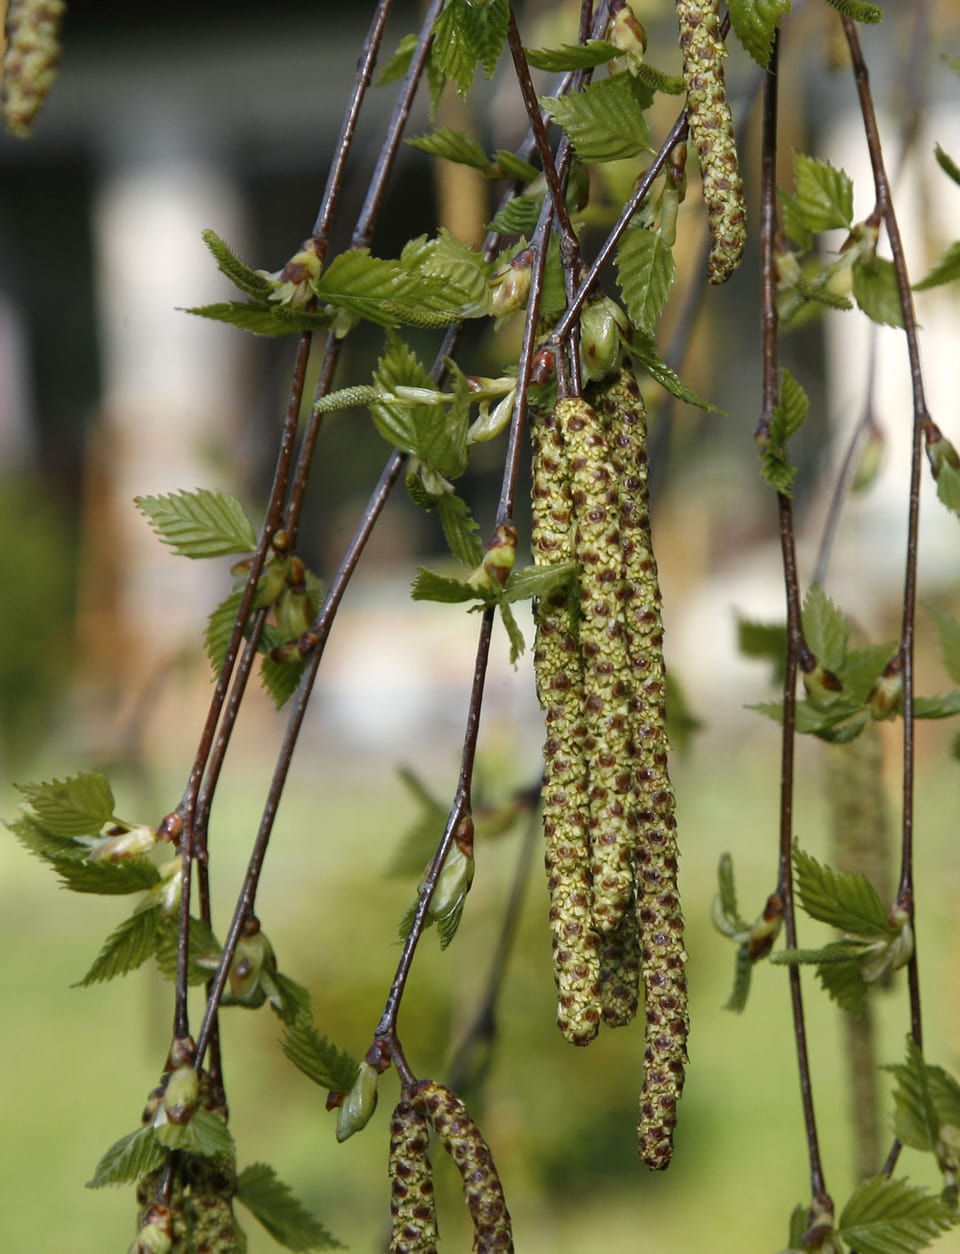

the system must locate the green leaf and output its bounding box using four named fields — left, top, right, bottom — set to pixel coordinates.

left=154, top=915, right=222, bottom=985
left=736, top=616, right=787, bottom=682
left=802, top=585, right=848, bottom=672
left=885, top=1036, right=943, bottom=1153
left=411, top=568, right=480, bottom=604
left=4, top=812, right=87, bottom=865
left=501, top=561, right=576, bottom=604
left=487, top=194, right=544, bottom=236
left=927, top=606, right=960, bottom=685
left=315, top=245, right=484, bottom=330
left=771, top=940, right=871, bottom=965
left=791, top=153, right=854, bottom=232
left=842, top=642, right=897, bottom=704
left=935, top=460, right=960, bottom=516
left=437, top=491, right=484, bottom=566
left=263, top=970, right=313, bottom=1026
left=817, top=955, right=868, bottom=1016
left=934, top=143, right=960, bottom=187
left=86, top=1124, right=164, bottom=1189
left=75, top=904, right=162, bottom=986
left=716, top=852, right=745, bottom=930
left=16, top=770, right=115, bottom=837
left=371, top=335, right=468, bottom=476
left=236, top=1163, right=343, bottom=1251
left=631, top=62, right=685, bottom=96
left=913, top=240, right=960, bottom=292
left=541, top=73, right=653, bottom=164
left=376, top=32, right=418, bottom=86
left=836, top=1176, right=956, bottom=1254
left=747, top=698, right=864, bottom=738
left=436, top=894, right=467, bottom=949
left=260, top=654, right=307, bottom=709
left=155, top=1107, right=235, bottom=1160
left=200, top=229, right=273, bottom=300
left=728, top=0, right=791, bottom=69
left=184, top=301, right=332, bottom=337
left=429, top=0, right=476, bottom=98
left=792, top=844, right=892, bottom=936
left=136, top=489, right=256, bottom=559
left=280, top=1015, right=359, bottom=1093
left=760, top=366, right=808, bottom=495
left=498, top=599, right=526, bottom=664
left=524, top=40, right=618, bottom=72
left=617, top=224, right=677, bottom=338
left=913, top=691, right=960, bottom=719
left=825, top=0, right=884, bottom=23
left=407, top=127, right=490, bottom=170
left=55, top=856, right=161, bottom=896
left=853, top=256, right=905, bottom=327
left=493, top=149, right=539, bottom=183
left=205, top=589, right=245, bottom=673
left=631, top=337, right=722, bottom=412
